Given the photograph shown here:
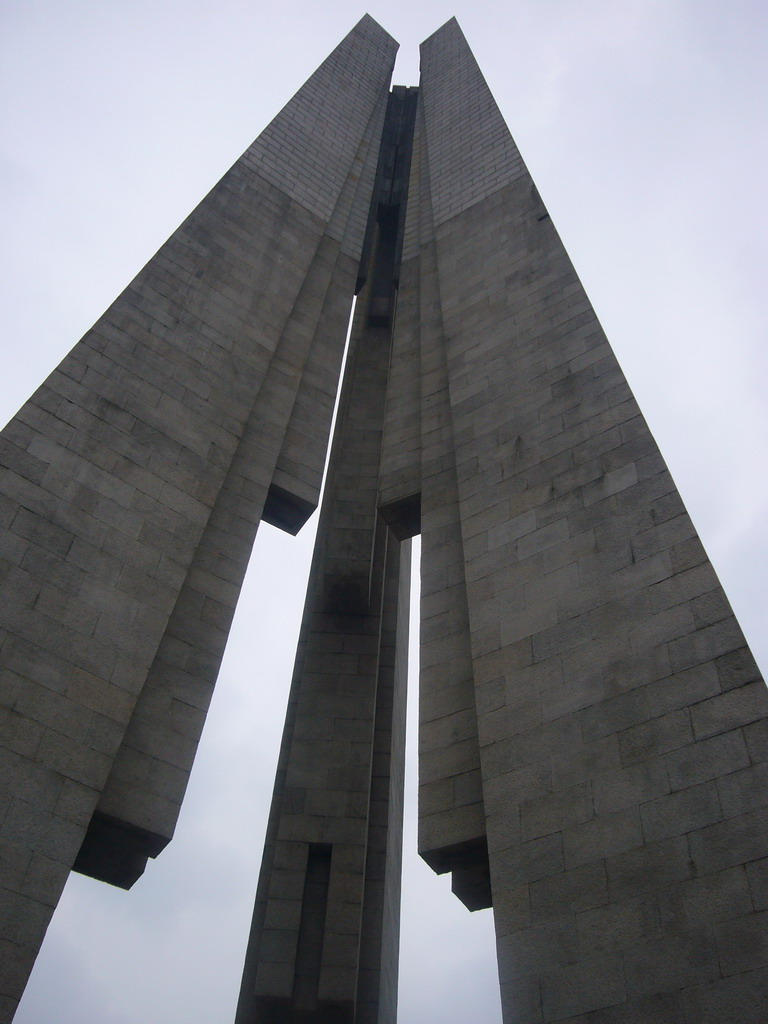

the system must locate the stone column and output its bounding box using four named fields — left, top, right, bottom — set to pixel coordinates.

left=0, top=17, right=397, bottom=1020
